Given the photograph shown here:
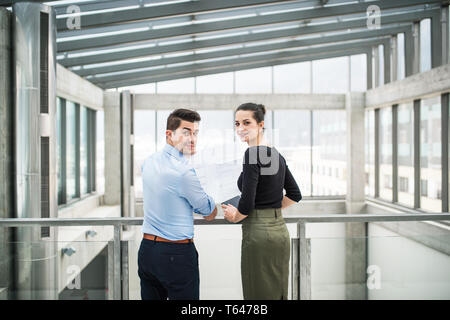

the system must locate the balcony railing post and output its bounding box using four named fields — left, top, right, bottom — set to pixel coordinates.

left=121, top=240, right=129, bottom=300
left=107, top=241, right=114, bottom=300
left=298, top=221, right=311, bottom=300
left=291, top=237, right=299, bottom=300
left=113, top=224, right=122, bottom=300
